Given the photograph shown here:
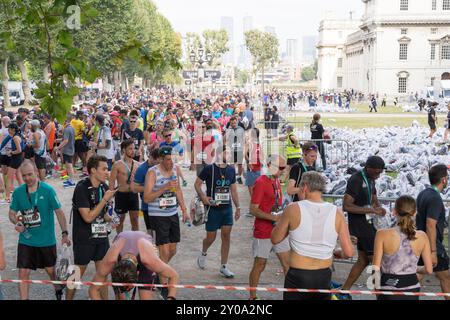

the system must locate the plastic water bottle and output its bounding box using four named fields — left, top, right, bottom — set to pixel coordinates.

left=17, top=217, right=32, bottom=239
left=107, top=204, right=120, bottom=232
left=170, top=175, right=177, bottom=192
